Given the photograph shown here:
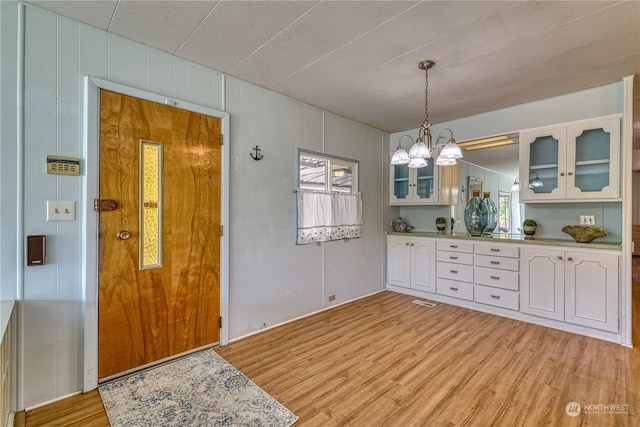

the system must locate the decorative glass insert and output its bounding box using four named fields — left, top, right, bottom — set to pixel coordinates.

left=393, top=164, right=409, bottom=199
left=574, top=128, right=610, bottom=192
left=140, top=141, right=162, bottom=269
left=529, top=135, right=559, bottom=194
left=415, top=162, right=434, bottom=199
